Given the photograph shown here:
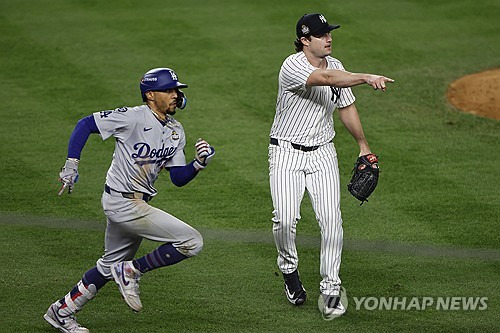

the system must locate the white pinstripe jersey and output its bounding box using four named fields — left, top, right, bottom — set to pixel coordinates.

left=93, top=105, right=186, bottom=196
left=270, top=52, right=356, bottom=146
